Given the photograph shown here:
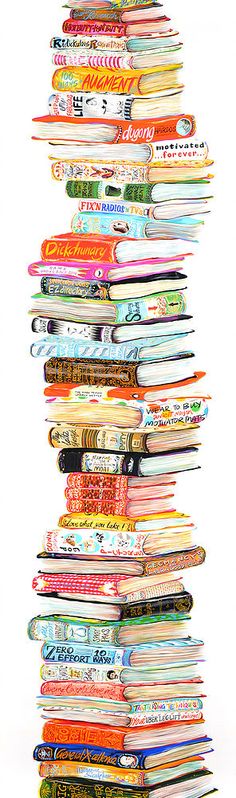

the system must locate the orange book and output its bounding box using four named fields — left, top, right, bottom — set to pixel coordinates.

left=42, top=718, right=204, bottom=749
